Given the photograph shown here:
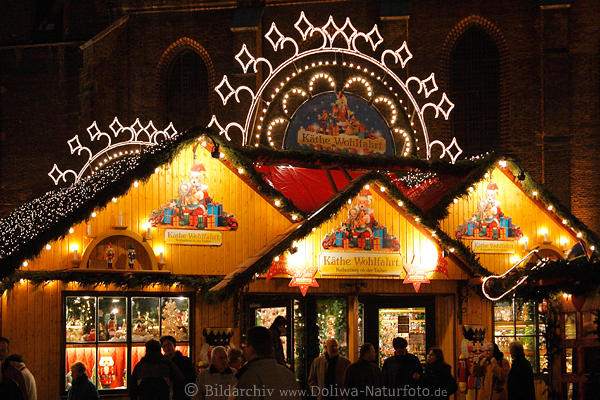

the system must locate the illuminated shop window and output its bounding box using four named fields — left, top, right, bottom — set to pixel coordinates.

left=493, top=299, right=546, bottom=373
left=64, top=294, right=191, bottom=393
